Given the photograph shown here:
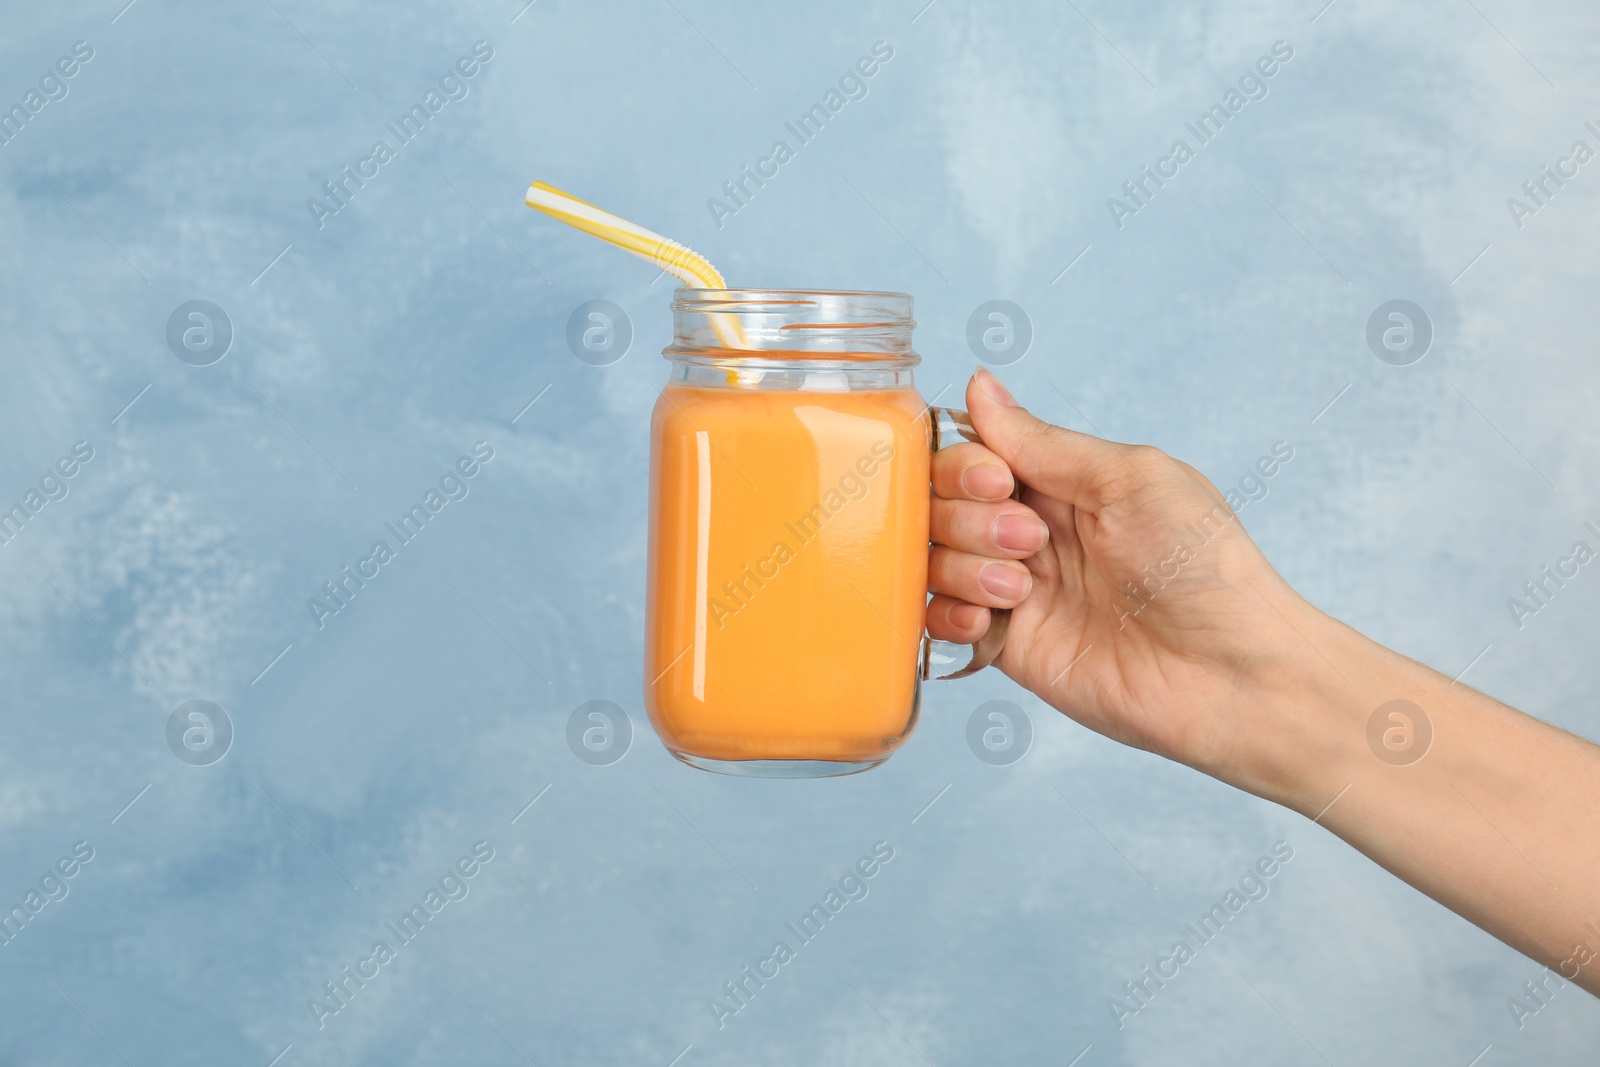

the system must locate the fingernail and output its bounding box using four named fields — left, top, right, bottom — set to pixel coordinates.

left=979, top=563, right=1030, bottom=601
left=974, top=367, right=1018, bottom=407
left=994, top=514, right=1049, bottom=553
left=961, top=463, right=1011, bottom=500
left=950, top=602, right=988, bottom=630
